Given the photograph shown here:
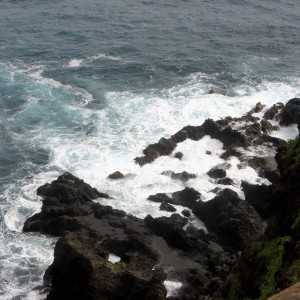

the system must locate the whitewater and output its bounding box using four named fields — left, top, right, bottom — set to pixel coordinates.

left=0, top=0, right=299, bottom=298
